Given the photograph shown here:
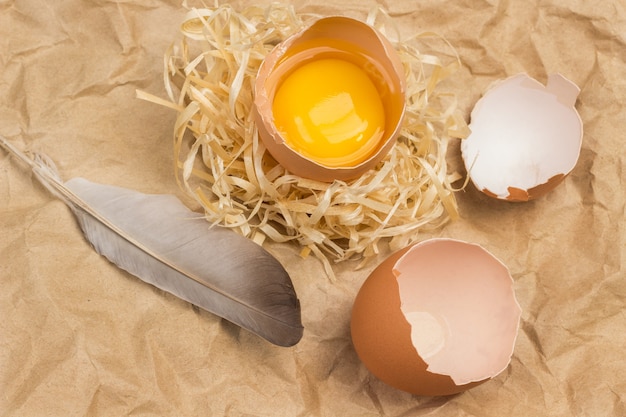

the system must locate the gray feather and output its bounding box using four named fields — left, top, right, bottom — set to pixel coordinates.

left=1, top=136, right=303, bottom=347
